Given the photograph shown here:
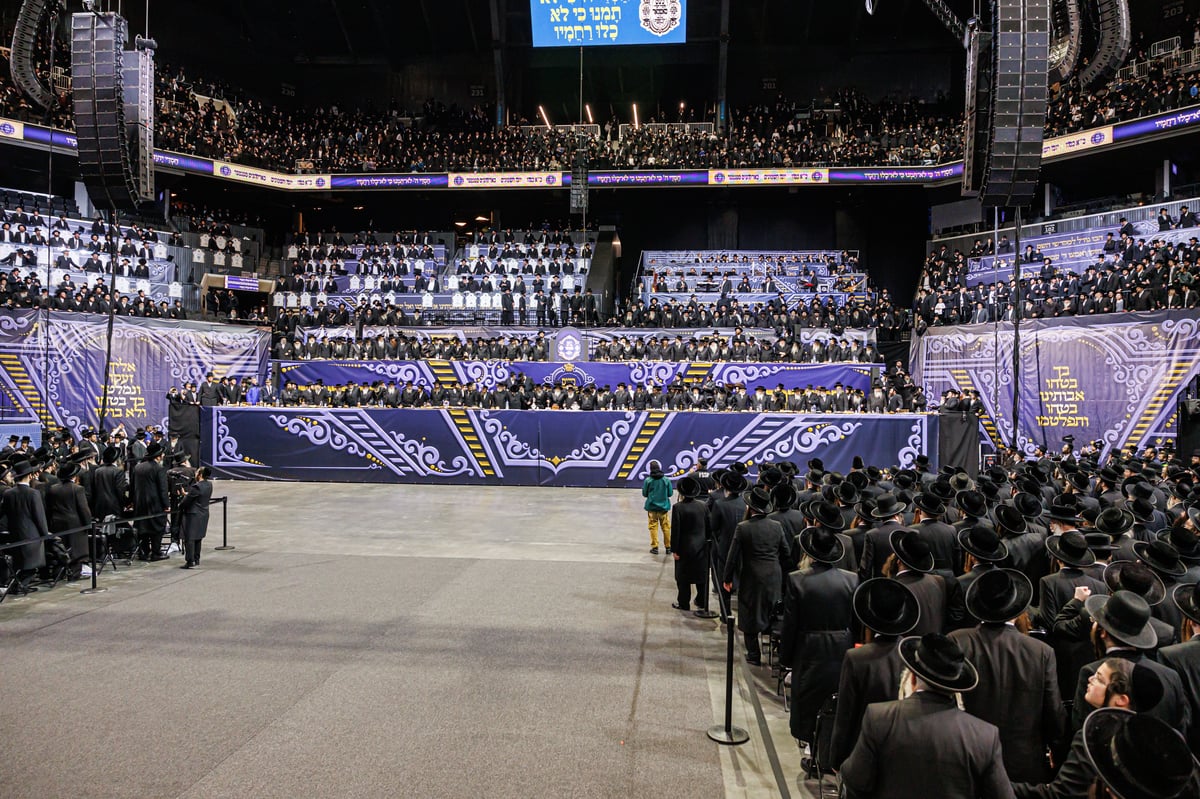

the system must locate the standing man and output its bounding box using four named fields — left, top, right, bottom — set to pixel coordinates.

left=3, top=459, right=50, bottom=593
left=132, top=442, right=169, bottom=561
left=641, top=459, right=672, bottom=556
left=198, top=372, right=222, bottom=406
left=840, top=633, right=1015, bottom=799
left=179, top=467, right=212, bottom=569
left=723, top=486, right=790, bottom=666
left=670, top=475, right=708, bottom=611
